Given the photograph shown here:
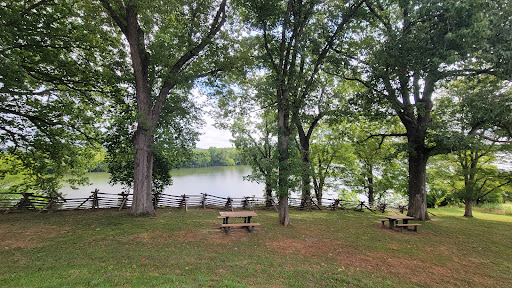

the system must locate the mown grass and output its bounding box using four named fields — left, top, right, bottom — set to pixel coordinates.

left=1, top=207, right=511, bottom=288
left=475, top=202, right=512, bottom=216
